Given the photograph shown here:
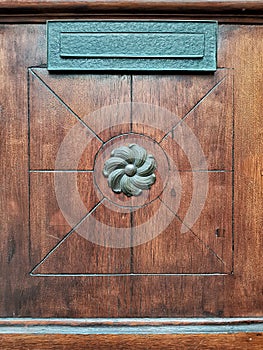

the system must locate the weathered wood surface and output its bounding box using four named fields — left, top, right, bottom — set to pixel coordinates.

left=0, top=1, right=263, bottom=24
left=0, top=0, right=263, bottom=15
left=0, top=9, right=263, bottom=349
left=218, top=24, right=263, bottom=316
left=0, top=24, right=262, bottom=319
left=1, top=333, right=263, bottom=350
